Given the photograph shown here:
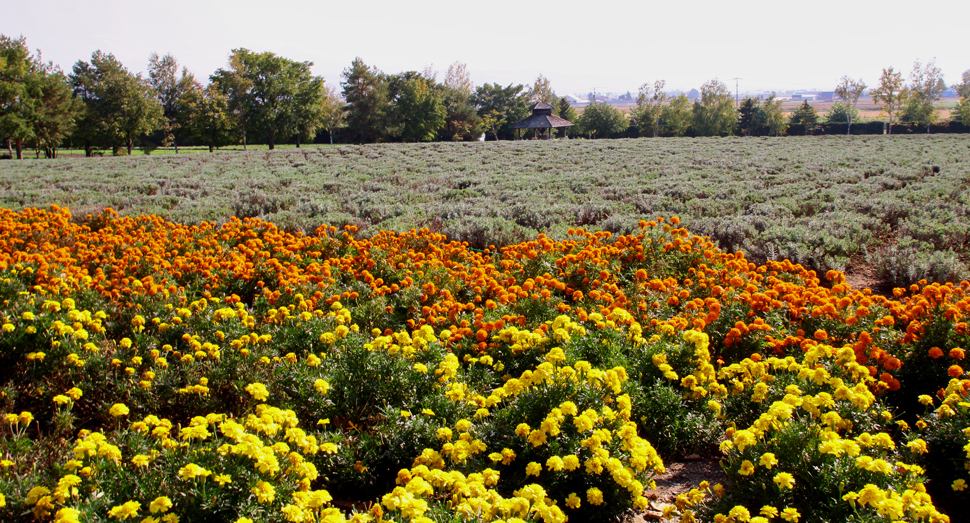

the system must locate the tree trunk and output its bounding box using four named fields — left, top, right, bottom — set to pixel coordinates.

left=209, top=145, right=214, bottom=153
left=127, top=135, right=134, bottom=156
left=15, top=138, right=23, bottom=160
left=85, top=145, right=93, bottom=157
left=296, top=134, right=301, bottom=148
left=268, top=131, right=275, bottom=150
left=174, top=139, right=179, bottom=154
